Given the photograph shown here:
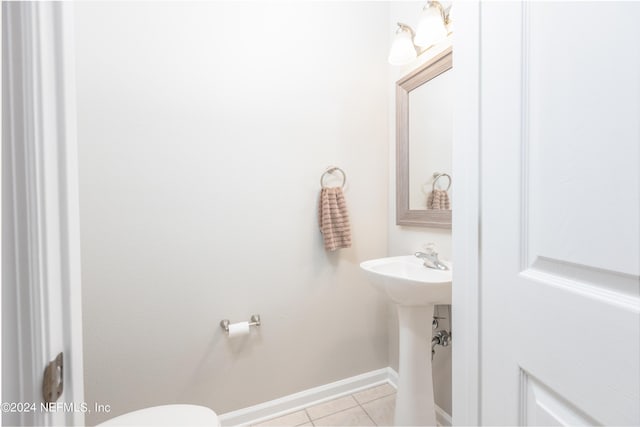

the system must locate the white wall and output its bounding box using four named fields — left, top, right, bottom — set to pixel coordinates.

left=74, top=2, right=390, bottom=424
left=387, top=1, right=452, bottom=415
